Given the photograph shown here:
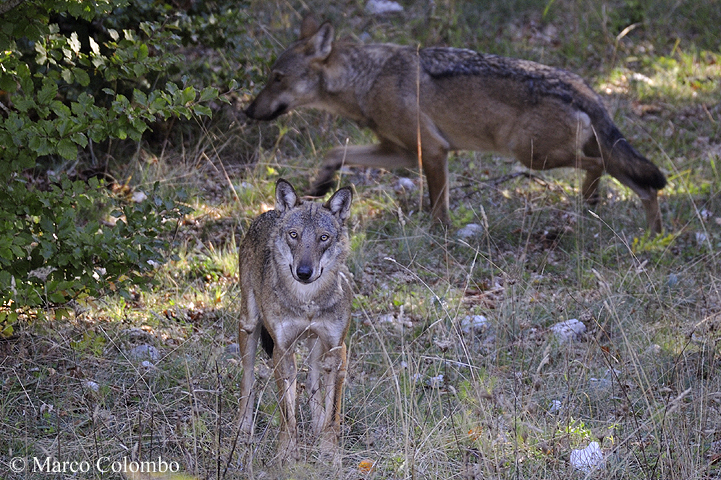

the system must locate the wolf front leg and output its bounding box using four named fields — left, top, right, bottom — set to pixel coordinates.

left=642, top=189, right=663, bottom=234
left=307, top=337, right=327, bottom=438
left=319, top=342, right=347, bottom=459
left=419, top=148, right=451, bottom=226
left=272, top=345, right=300, bottom=464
